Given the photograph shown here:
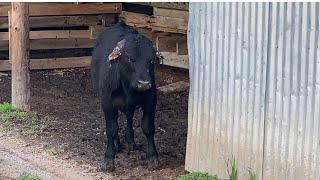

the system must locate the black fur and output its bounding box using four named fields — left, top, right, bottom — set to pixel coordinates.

left=90, top=21, right=160, bottom=171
